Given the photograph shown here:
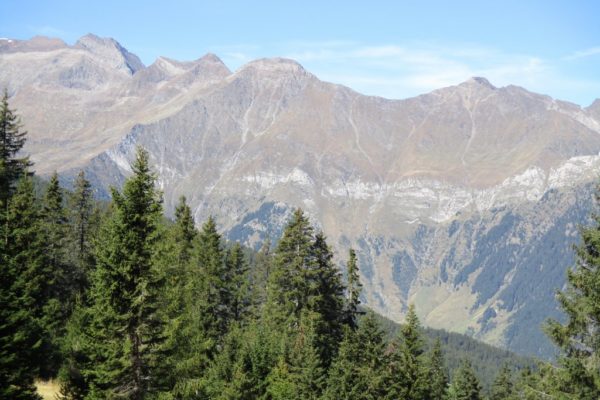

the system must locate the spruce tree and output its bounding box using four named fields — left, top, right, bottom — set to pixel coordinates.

left=67, top=171, right=96, bottom=295
left=226, top=242, right=251, bottom=323
left=425, top=338, right=449, bottom=400
left=268, top=209, right=314, bottom=322
left=67, top=147, right=168, bottom=399
left=0, top=89, right=31, bottom=217
left=448, top=360, right=482, bottom=400
left=386, top=304, right=427, bottom=400
left=0, top=175, right=42, bottom=399
left=197, top=216, right=231, bottom=351
left=40, top=172, right=73, bottom=377
left=307, top=232, right=345, bottom=367
left=324, top=312, right=387, bottom=400
left=490, top=364, right=514, bottom=400
left=545, top=186, right=600, bottom=398
left=344, top=248, right=362, bottom=329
